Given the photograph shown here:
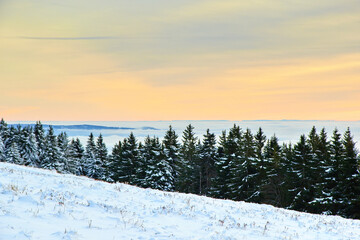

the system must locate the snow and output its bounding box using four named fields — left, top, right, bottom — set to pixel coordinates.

left=1, top=162, right=360, bottom=240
